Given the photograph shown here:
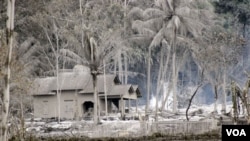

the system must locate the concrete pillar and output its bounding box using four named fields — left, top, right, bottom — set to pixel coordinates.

left=120, top=97, right=125, bottom=119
